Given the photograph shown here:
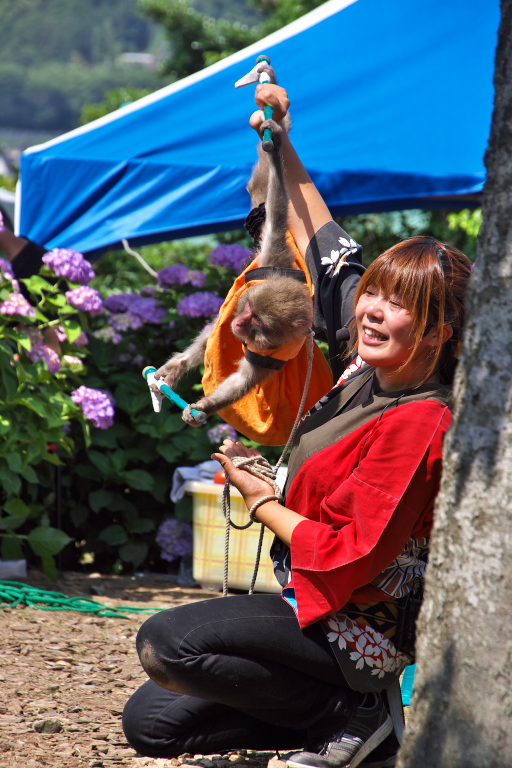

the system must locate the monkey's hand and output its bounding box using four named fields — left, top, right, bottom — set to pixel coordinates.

left=154, top=353, right=191, bottom=389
